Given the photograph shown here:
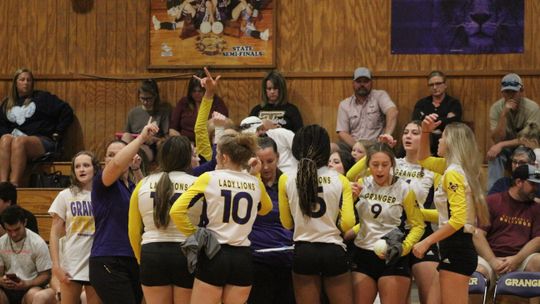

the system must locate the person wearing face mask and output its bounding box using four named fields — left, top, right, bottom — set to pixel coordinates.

left=412, top=71, right=462, bottom=155
left=170, top=69, right=229, bottom=144
left=249, top=71, right=303, bottom=133
left=336, top=67, right=398, bottom=148
left=122, top=79, right=171, bottom=163
left=487, top=73, right=540, bottom=190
